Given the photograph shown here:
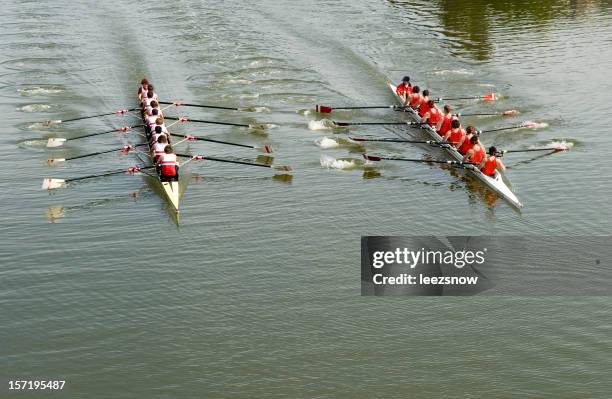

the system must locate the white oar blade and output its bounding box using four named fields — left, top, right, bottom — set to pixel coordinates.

left=42, top=178, right=66, bottom=190
left=43, top=120, right=62, bottom=126
left=47, top=137, right=67, bottom=147
left=47, top=158, right=66, bottom=165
